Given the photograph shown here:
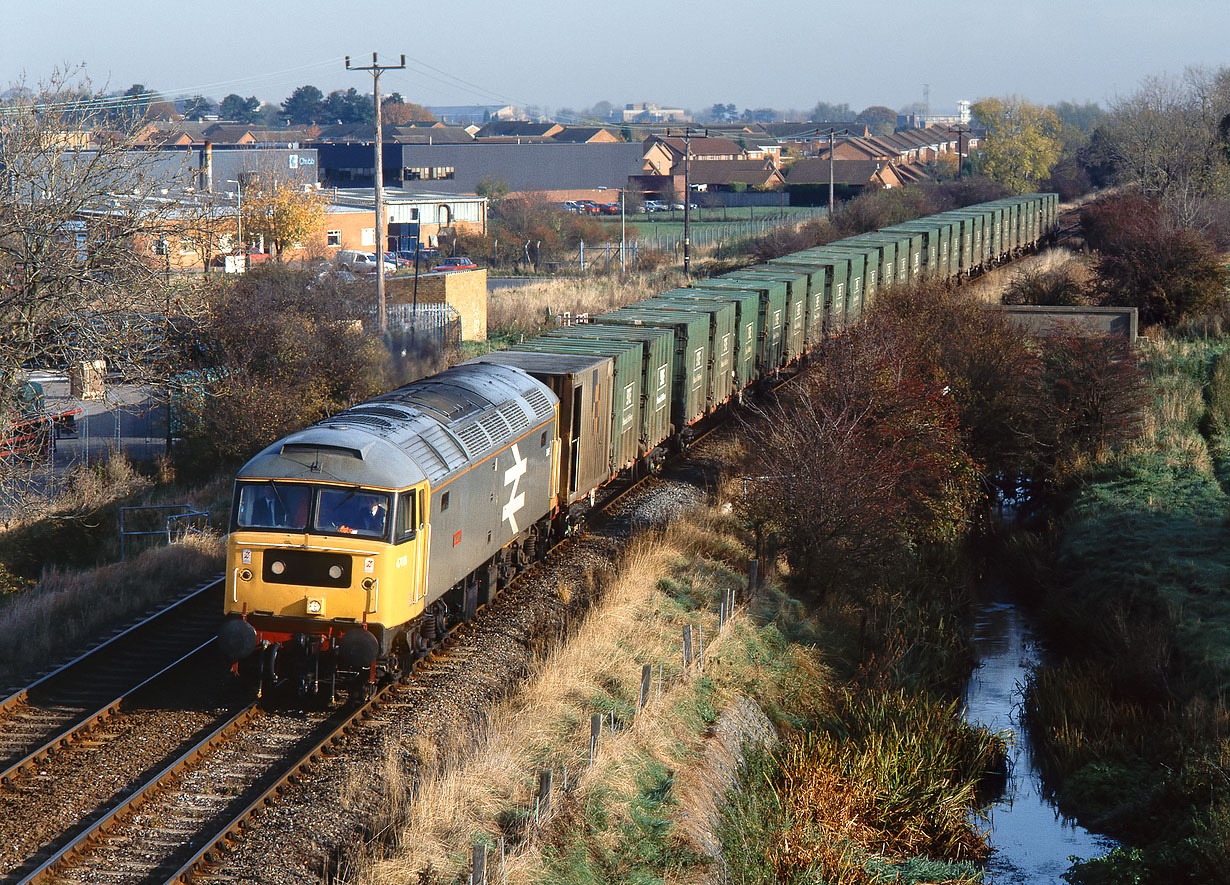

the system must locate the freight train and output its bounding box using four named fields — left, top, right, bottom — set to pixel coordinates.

left=219, top=193, right=1059, bottom=698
